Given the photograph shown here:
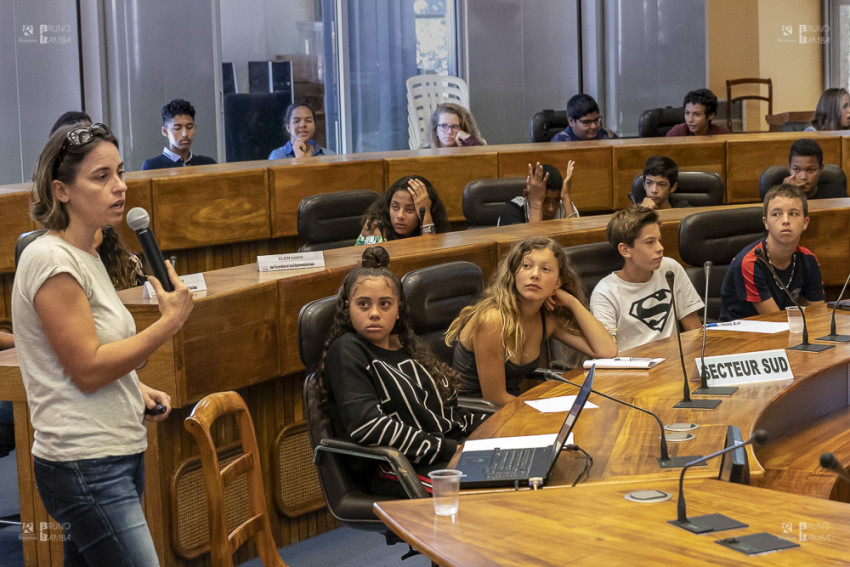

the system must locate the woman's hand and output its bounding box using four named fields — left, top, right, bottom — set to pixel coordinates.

left=292, top=138, right=309, bottom=158
left=147, top=260, right=194, bottom=336
left=140, top=382, right=171, bottom=422
left=454, top=130, right=472, bottom=145
left=408, top=178, right=434, bottom=225
left=545, top=288, right=578, bottom=311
